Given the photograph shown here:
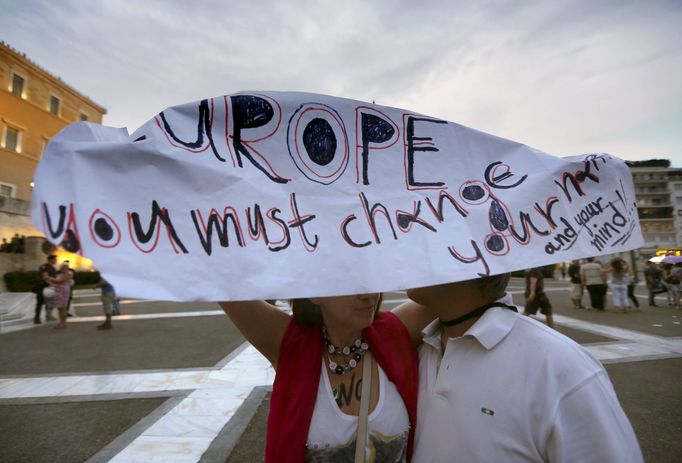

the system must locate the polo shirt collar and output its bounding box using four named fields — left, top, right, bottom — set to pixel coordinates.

left=422, top=293, right=517, bottom=351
